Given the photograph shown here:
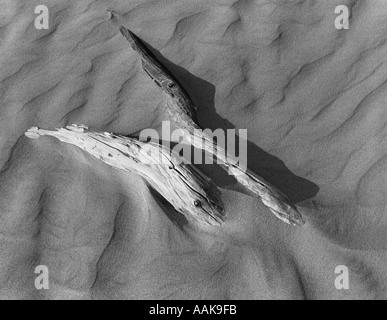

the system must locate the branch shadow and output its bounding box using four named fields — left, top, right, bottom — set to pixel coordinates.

left=135, top=38, right=319, bottom=204
left=148, top=187, right=189, bottom=229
